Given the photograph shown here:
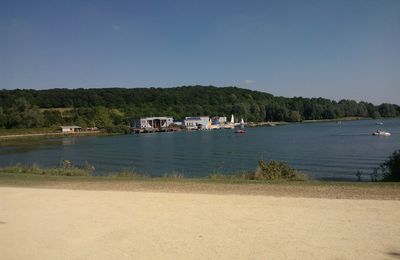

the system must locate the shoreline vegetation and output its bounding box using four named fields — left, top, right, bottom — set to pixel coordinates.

left=1, top=152, right=399, bottom=199
left=0, top=159, right=308, bottom=180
